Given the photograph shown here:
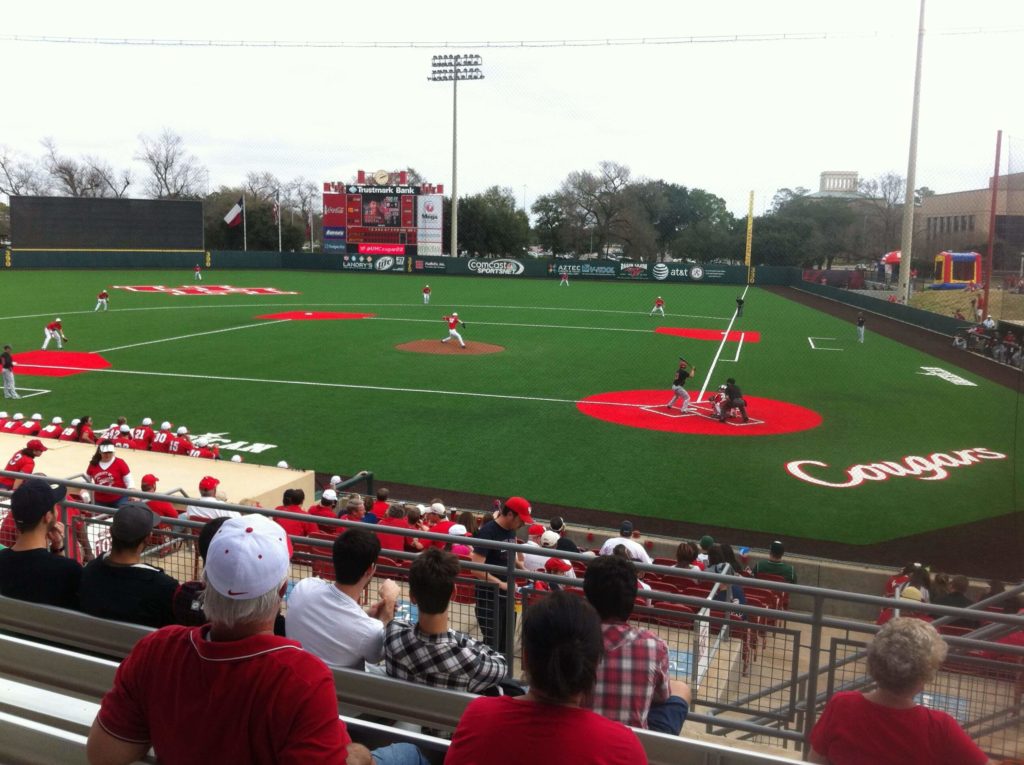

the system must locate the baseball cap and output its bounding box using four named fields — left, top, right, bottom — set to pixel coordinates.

left=26, top=439, right=47, bottom=452
left=141, top=417, right=153, bottom=426
left=321, top=489, right=338, bottom=502
left=620, top=520, right=634, bottom=535
left=194, top=437, right=208, bottom=447
left=231, top=455, right=243, bottom=463
left=504, top=496, right=534, bottom=524
left=176, top=426, right=189, bottom=435
left=276, top=460, right=289, bottom=468
left=769, top=540, right=785, bottom=557
left=429, top=502, right=446, bottom=515
left=99, top=442, right=116, bottom=453
left=71, top=419, right=80, bottom=426
left=204, top=514, right=290, bottom=600
left=51, top=416, right=63, bottom=424
left=0, top=412, right=7, bottom=418
left=699, top=535, right=715, bottom=550
left=330, top=475, right=342, bottom=487
left=160, top=421, right=172, bottom=430
left=142, top=474, right=159, bottom=486
left=11, top=478, right=67, bottom=527
left=111, top=503, right=157, bottom=543
left=449, top=523, right=468, bottom=536
left=900, top=586, right=923, bottom=602
left=544, top=556, right=572, bottom=574
left=119, top=424, right=131, bottom=433
left=54, top=317, right=61, bottom=322
left=30, top=413, right=42, bottom=421
left=540, top=530, right=560, bottom=548
left=528, top=523, right=544, bottom=537
left=199, top=476, right=220, bottom=491
left=452, top=312, right=458, bottom=317
left=12, top=413, right=23, bottom=421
